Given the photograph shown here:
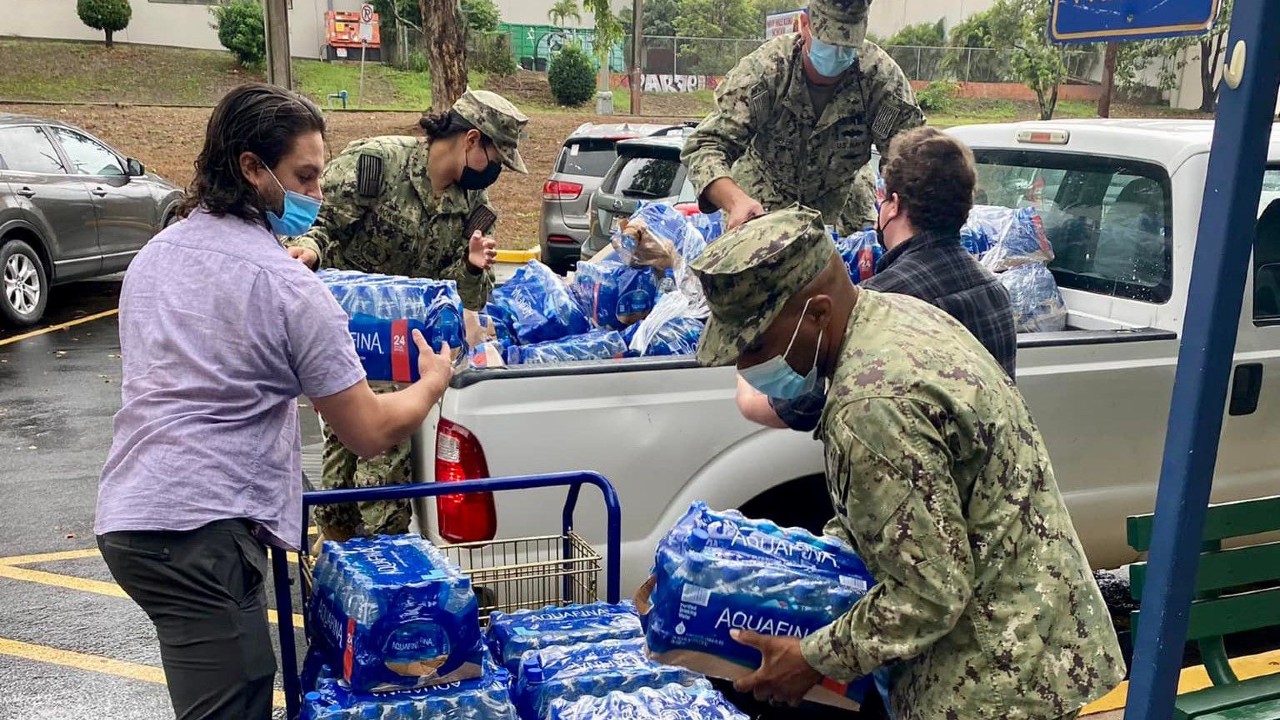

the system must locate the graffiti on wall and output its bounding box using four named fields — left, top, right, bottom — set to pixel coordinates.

left=613, top=74, right=722, bottom=93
